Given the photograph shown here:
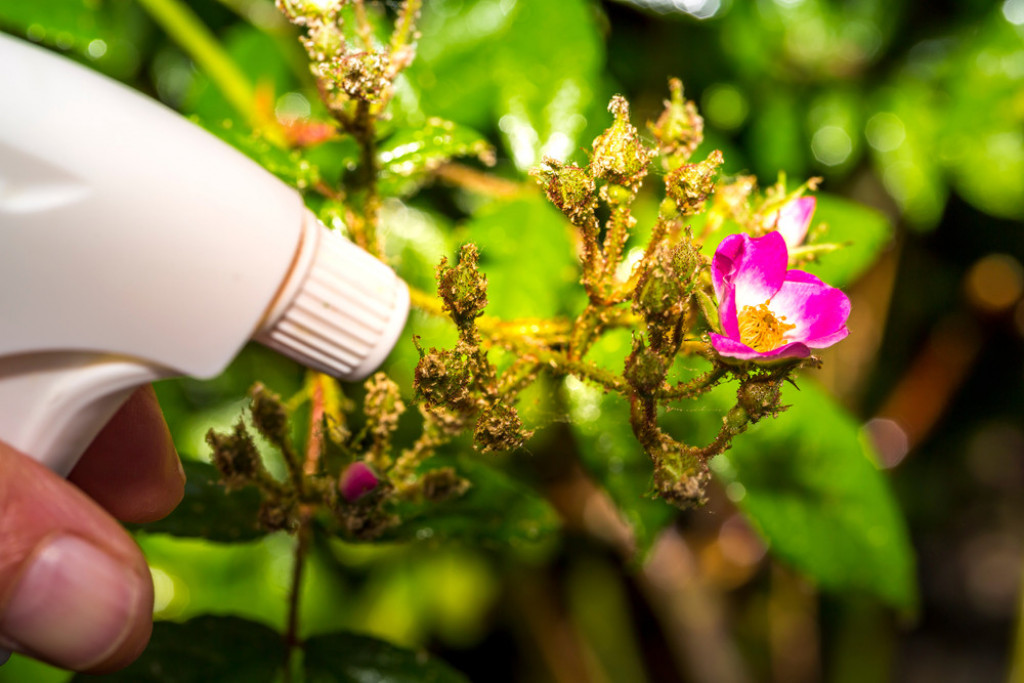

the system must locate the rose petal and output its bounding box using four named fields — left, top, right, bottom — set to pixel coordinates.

left=716, top=282, right=740, bottom=339
left=713, top=232, right=789, bottom=311
left=711, top=333, right=811, bottom=361
left=770, top=196, right=815, bottom=248
left=768, top=270, right=851, bottom=347
left=711, top=236, right=740, bottom=303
